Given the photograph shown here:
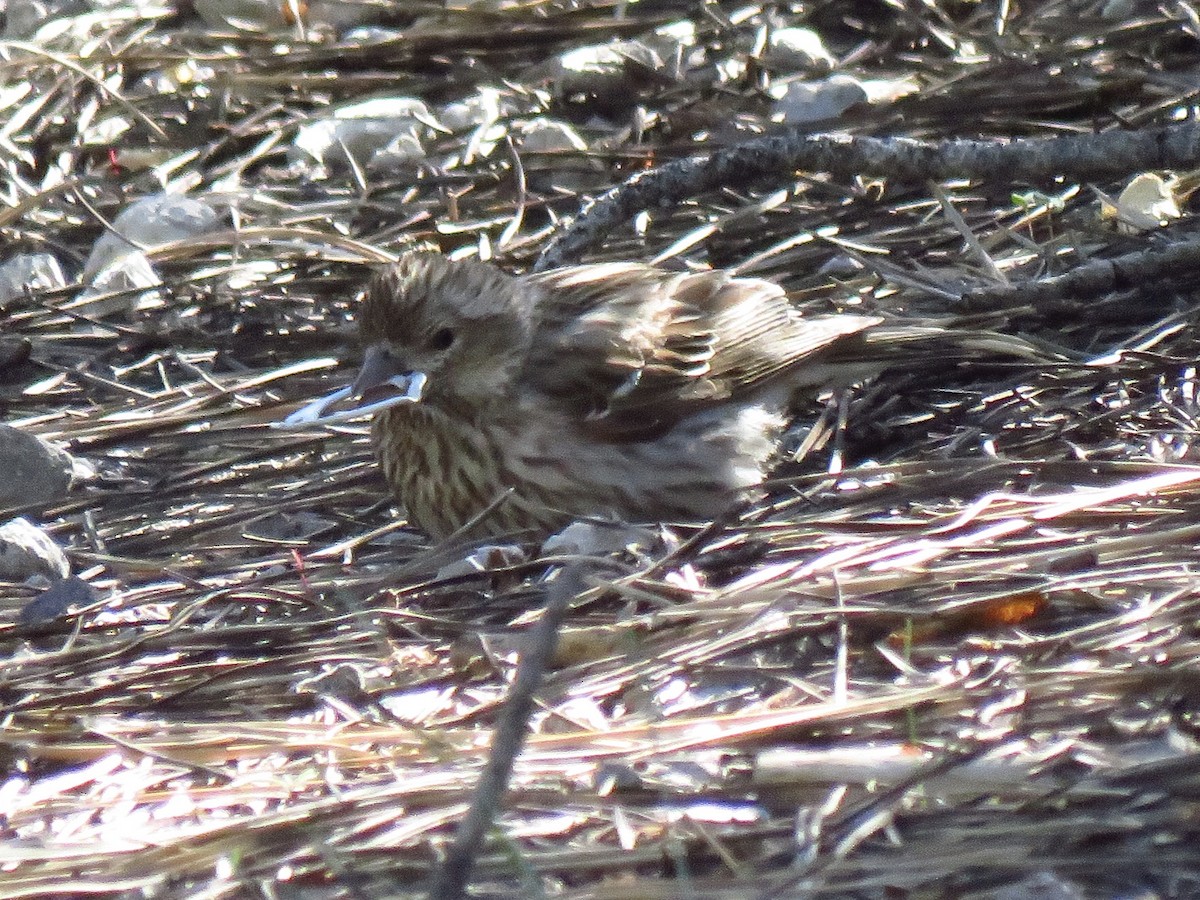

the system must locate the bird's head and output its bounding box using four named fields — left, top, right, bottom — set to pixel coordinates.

left=279, top=254, right=538, bottom=428
left=354, top=253, right=537, bottom=413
